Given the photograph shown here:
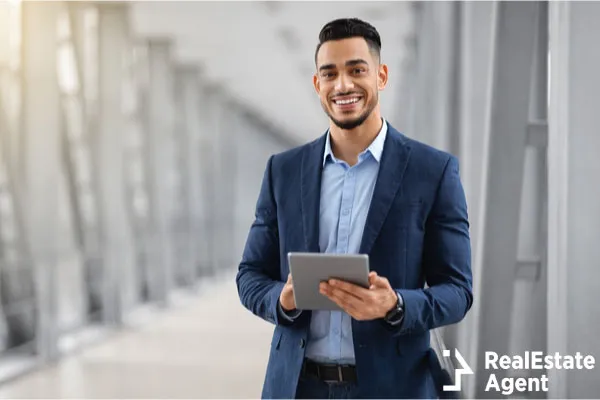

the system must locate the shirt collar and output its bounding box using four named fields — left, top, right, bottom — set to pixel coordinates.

left=323, top=118, right=388, bottom=166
